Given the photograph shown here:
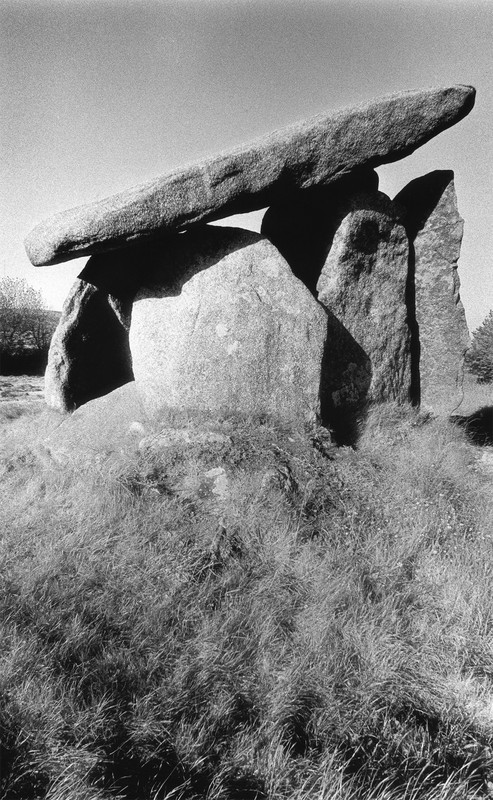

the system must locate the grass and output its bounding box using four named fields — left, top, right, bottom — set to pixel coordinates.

left=1, top=387, right=493, bottom=799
